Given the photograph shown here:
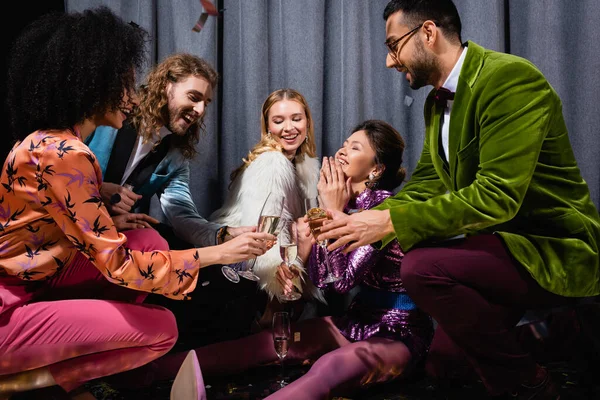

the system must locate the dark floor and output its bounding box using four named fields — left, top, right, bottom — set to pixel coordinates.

left=83, top=303, right=600, bottom=400
left=84, top=359, right=598, bottom=400
left=12, top=294, right=600, bottom=399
